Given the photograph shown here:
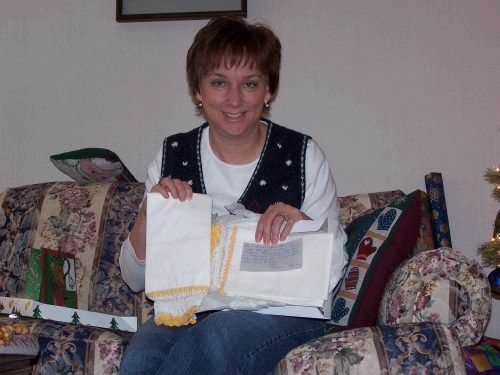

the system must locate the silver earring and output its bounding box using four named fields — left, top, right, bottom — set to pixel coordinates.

left=264, top=101, right=270, bottom=108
